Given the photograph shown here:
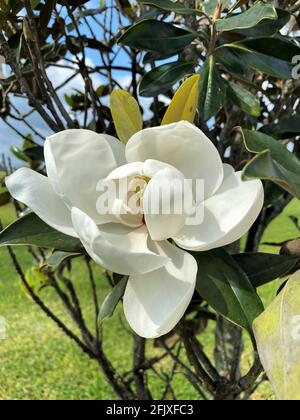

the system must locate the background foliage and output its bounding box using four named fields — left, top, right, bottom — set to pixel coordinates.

left=0, top=0, right=300, bottom=400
